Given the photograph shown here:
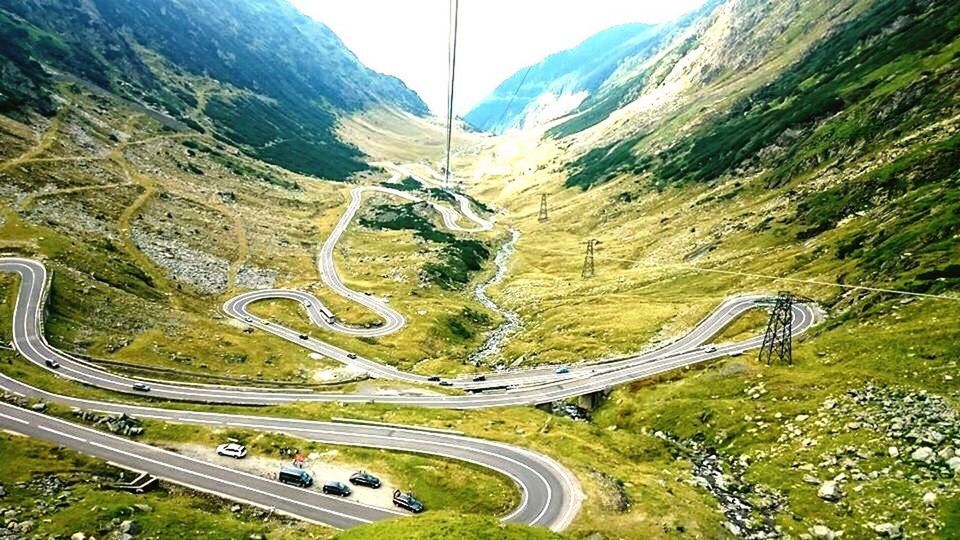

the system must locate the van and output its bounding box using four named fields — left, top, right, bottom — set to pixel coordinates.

left=278, top=466, right=313, bottom=488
